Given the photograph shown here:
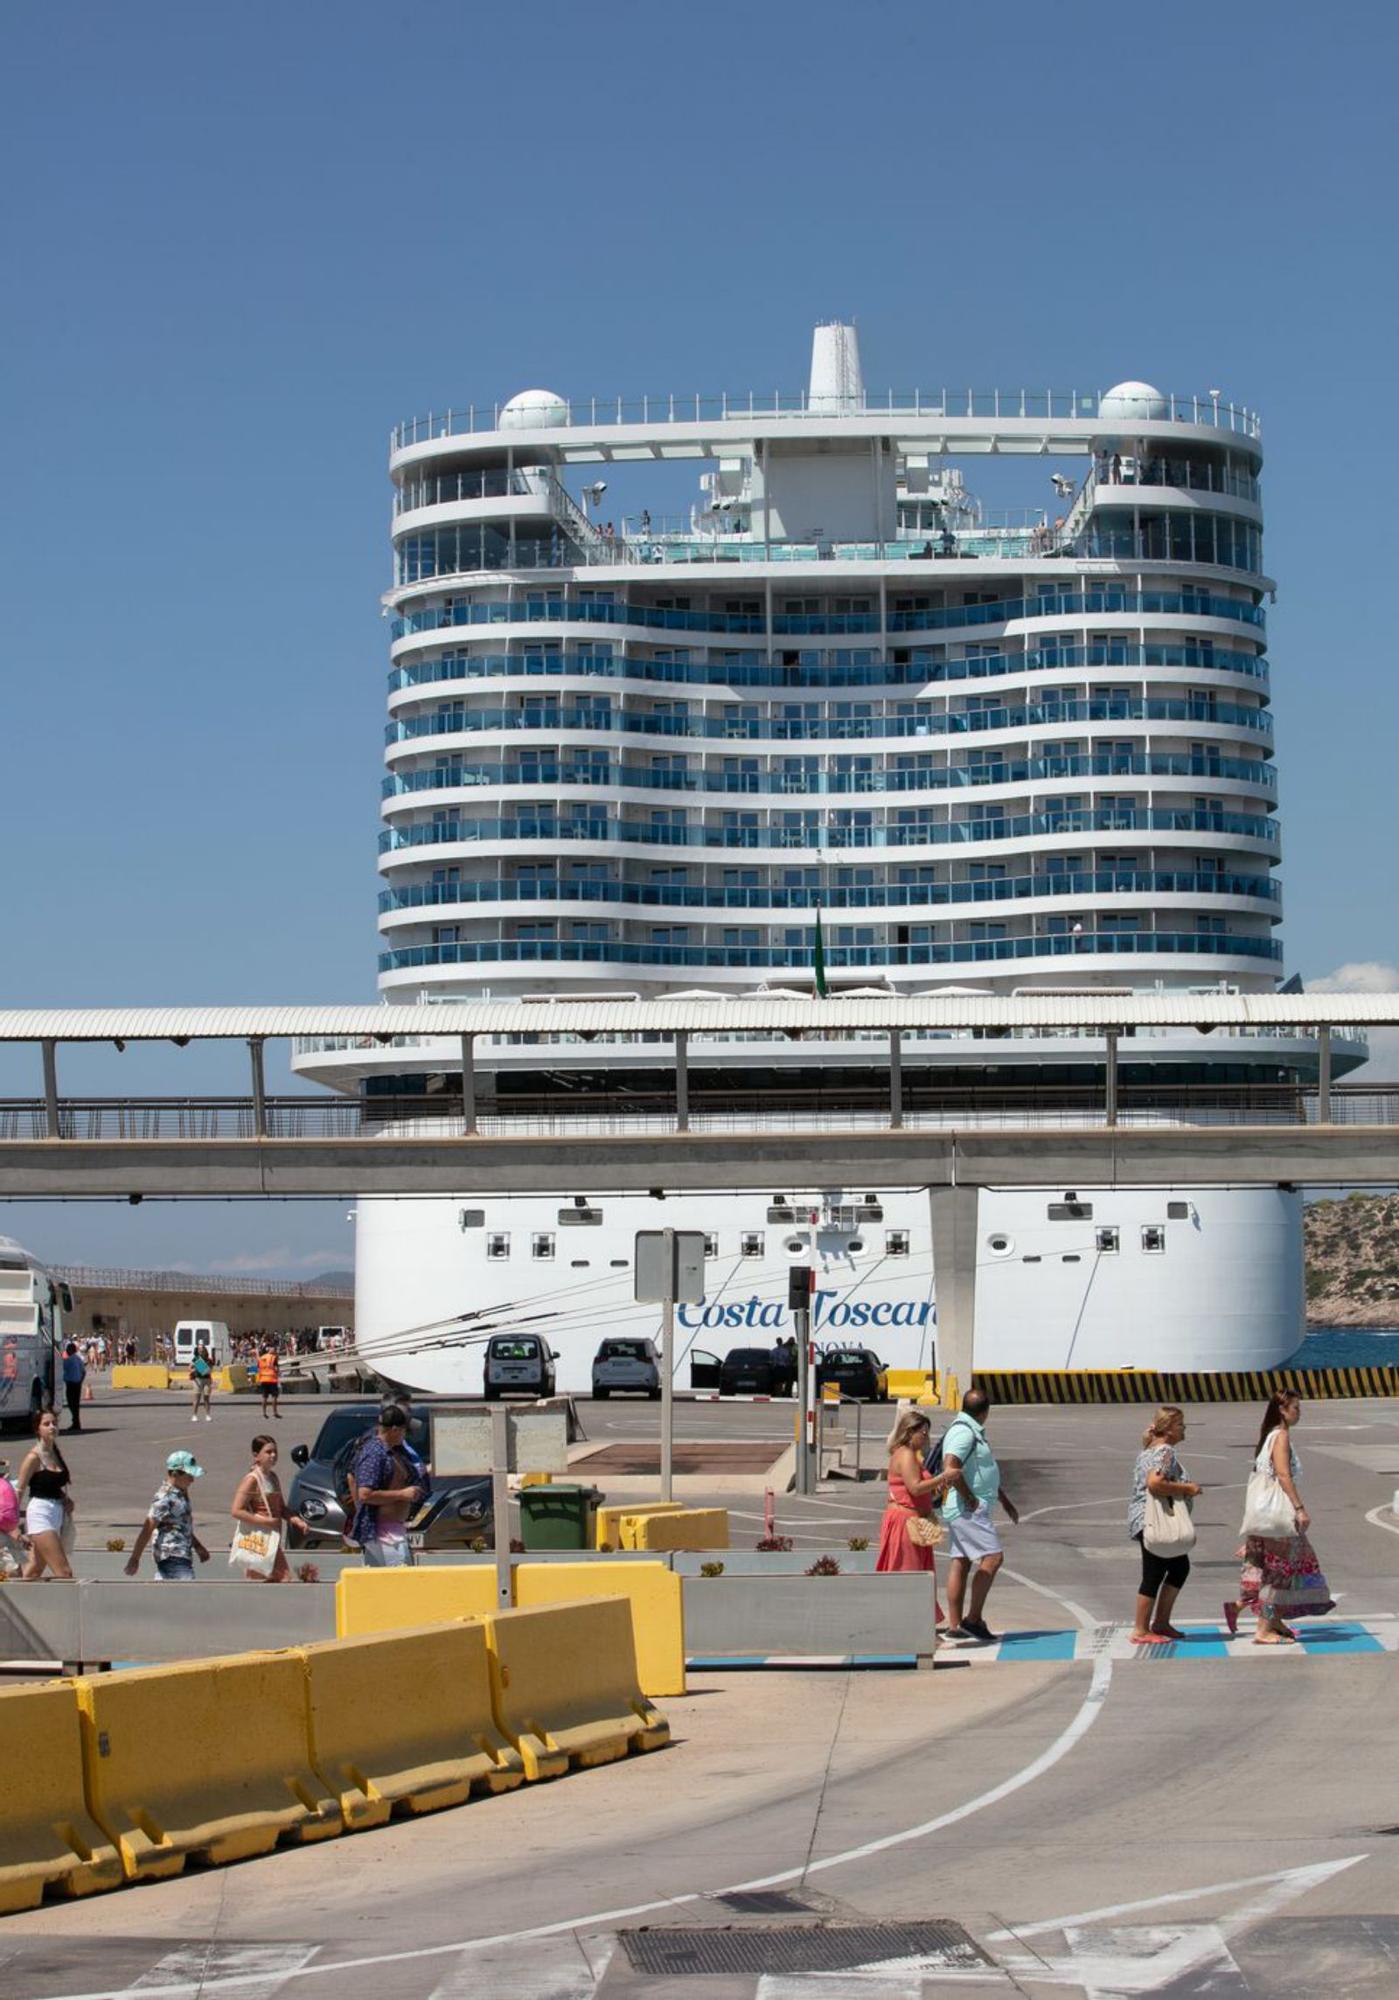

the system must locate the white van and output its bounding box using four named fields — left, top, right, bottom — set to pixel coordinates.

left=173, top=1320, right=232, bottom=1367
left=316, top=1325, right=352, bottom=1352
